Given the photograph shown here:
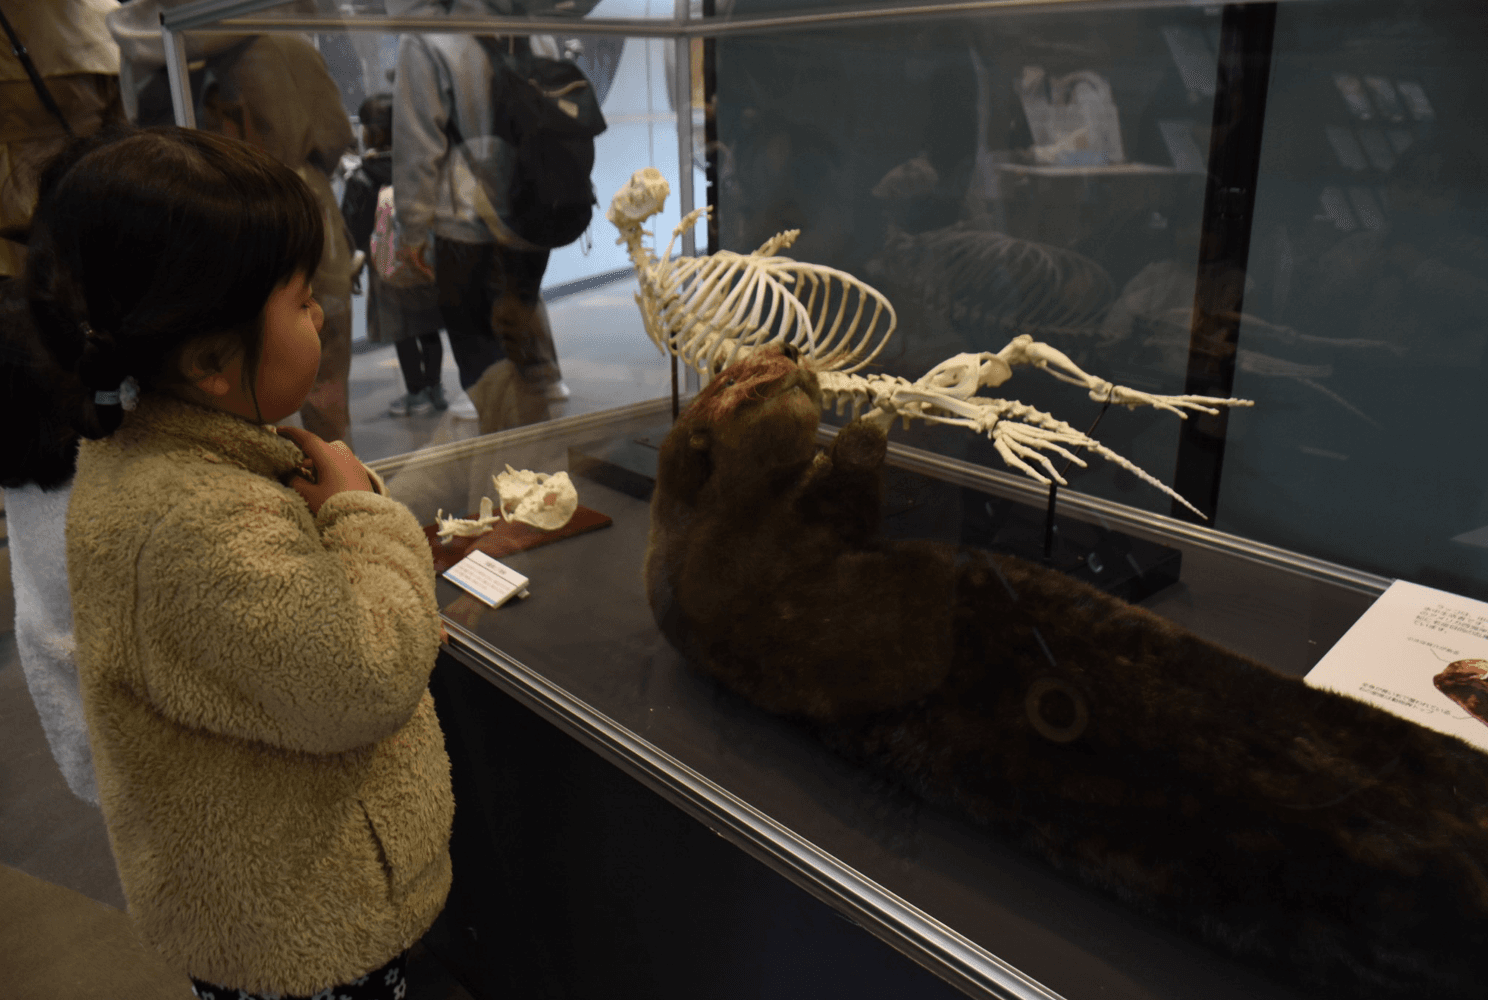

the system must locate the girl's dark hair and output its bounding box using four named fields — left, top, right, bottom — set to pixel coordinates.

left=0, top=275, right=77, bottom=489
left=19, top=124, right=324, bottom=446
left=358, top=93, right=393, bottom=151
